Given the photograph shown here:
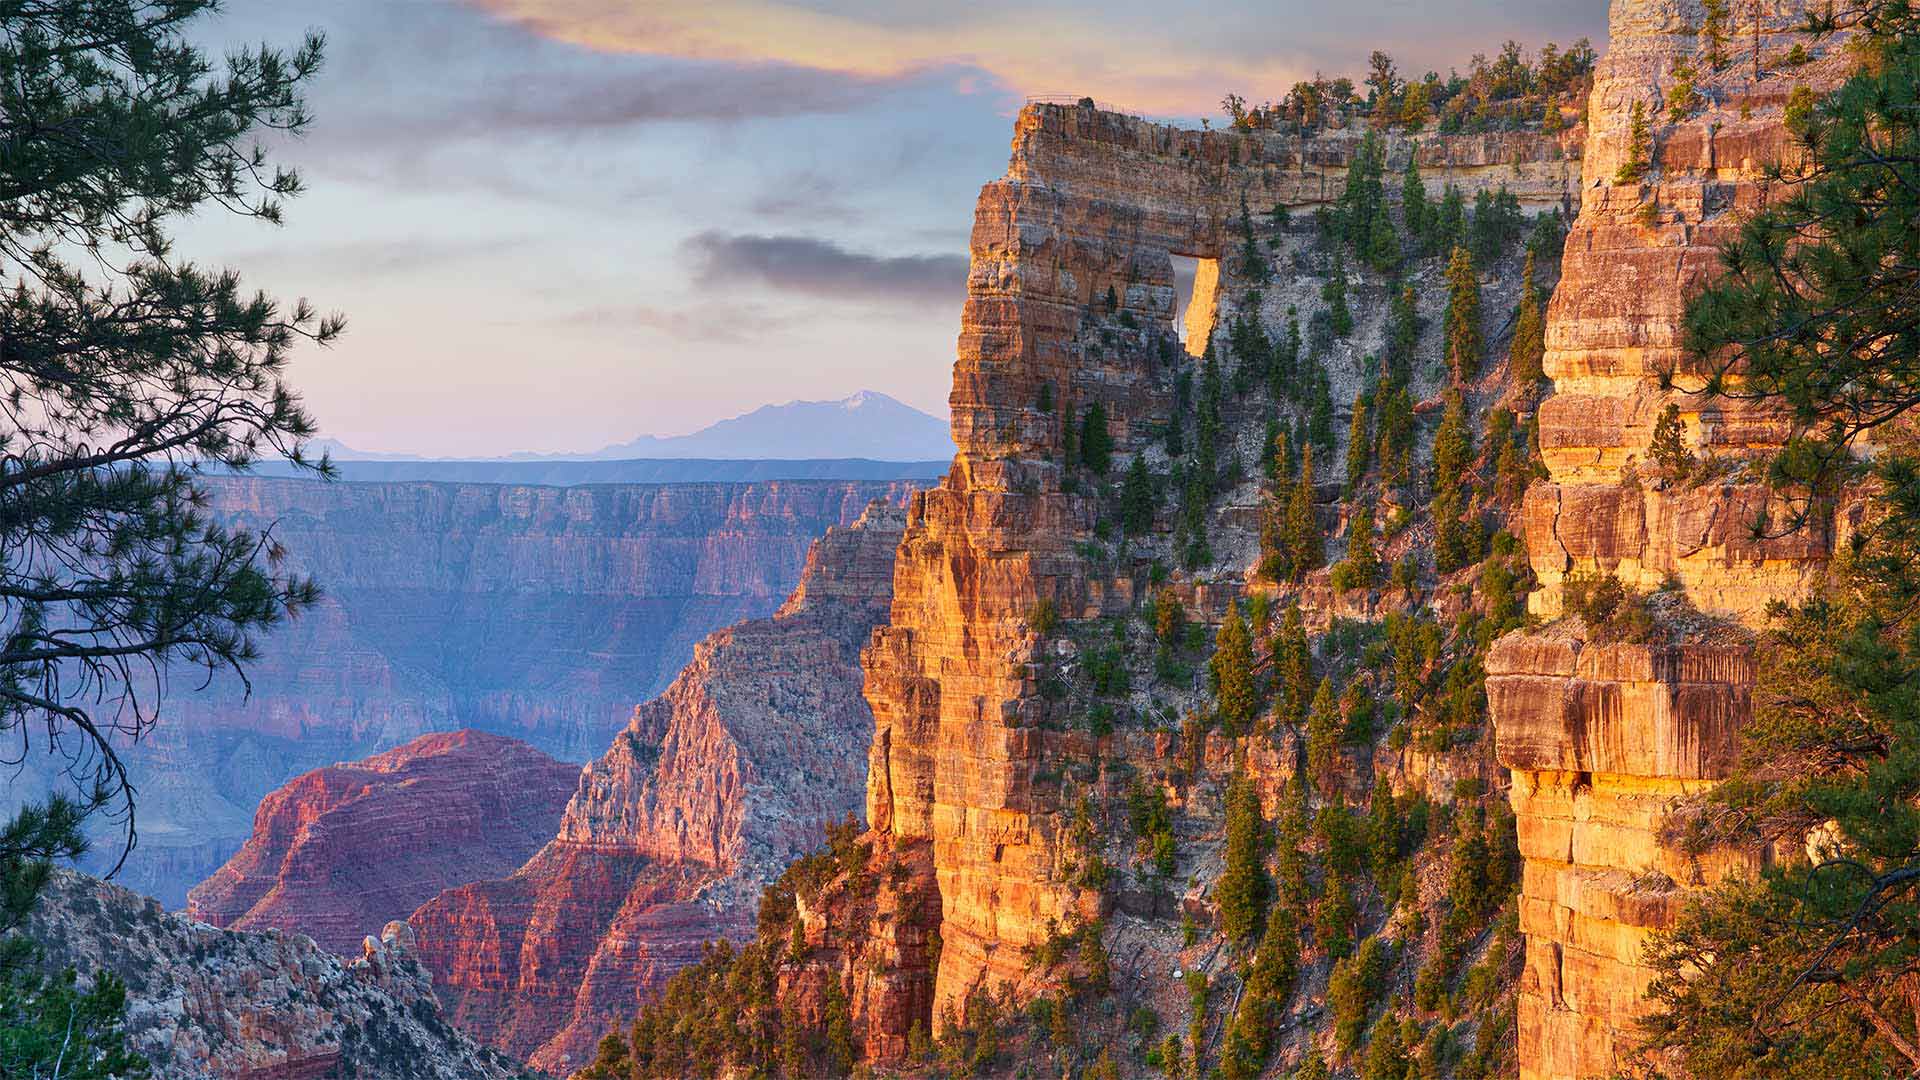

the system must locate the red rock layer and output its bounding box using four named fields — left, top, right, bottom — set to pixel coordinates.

left=92, top=475, right=915, bottom=906
left=1491, top=4, right=1857, bottom=1076
left=185, top=729, right=577, bottom=956
left=409, top=501, right=907, bottom=1075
